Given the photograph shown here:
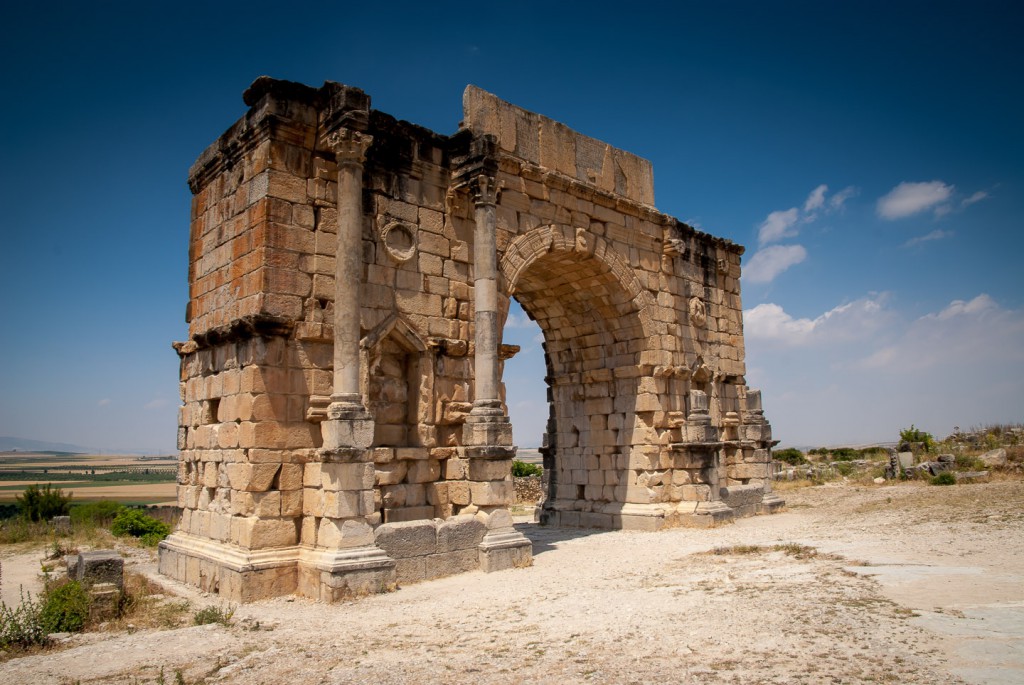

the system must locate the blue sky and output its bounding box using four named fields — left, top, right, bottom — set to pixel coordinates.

left=1, top=2, right=1021, bottom=451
